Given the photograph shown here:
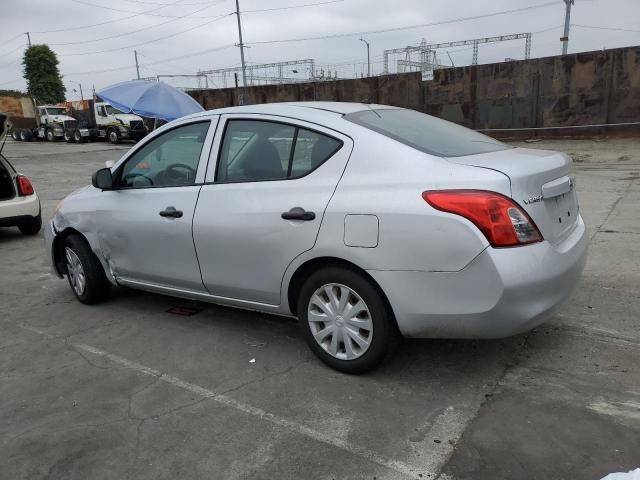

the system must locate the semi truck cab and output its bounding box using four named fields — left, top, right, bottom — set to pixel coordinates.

left=93, top=102, right=147, bottom=144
